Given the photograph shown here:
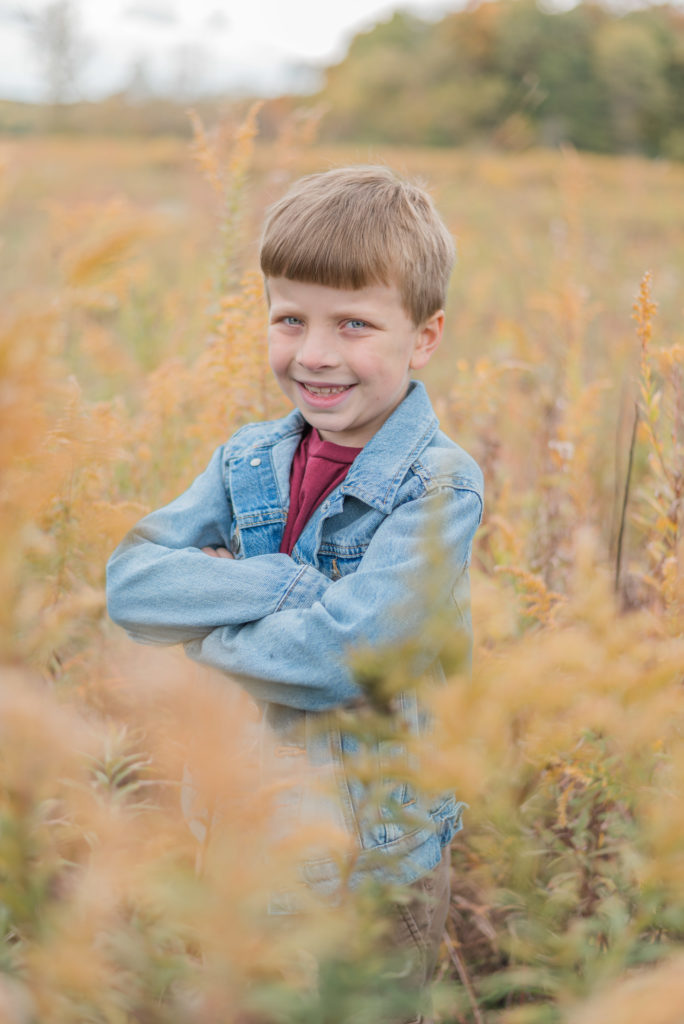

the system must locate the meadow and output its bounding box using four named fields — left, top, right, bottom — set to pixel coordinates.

left=1, top=114, right=683, bottom=1022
